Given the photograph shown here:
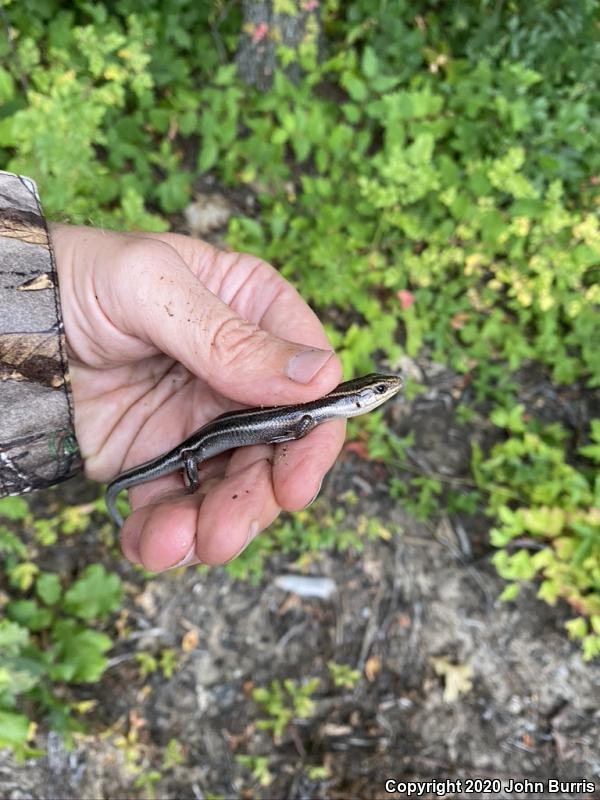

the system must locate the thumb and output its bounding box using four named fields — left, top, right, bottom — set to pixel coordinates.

left=111, top=237, right=342, bottom=405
